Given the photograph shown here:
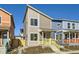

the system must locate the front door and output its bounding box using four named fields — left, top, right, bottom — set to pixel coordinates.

left=2, top=31, right=8, bottom=47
